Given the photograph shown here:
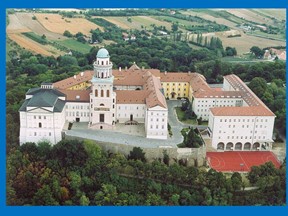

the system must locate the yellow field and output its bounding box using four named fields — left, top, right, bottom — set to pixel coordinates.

left=226, top=9, right=271, bottom=25
left=7, top=14, right=31, bottom=34
left=35, top=13, right=103, bottom=35
left=8, top=33, right=64, bottom=56
left=216, top=32, right=286, bottom=54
